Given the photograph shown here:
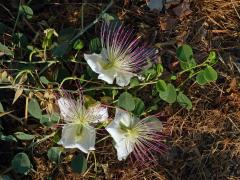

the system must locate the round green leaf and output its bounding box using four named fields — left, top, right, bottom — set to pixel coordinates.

left=40, top=113, right=60, bottom=127
left=177, top=92, right=192, bottom=110
left=196, top=70, right=208, bottom=85
left=156, top=80, right=167, bottom=92
left=117, top=92, right=135, bottom=111
left=19, top=5, right=33, bottom=19
left=47, top=147, right=63, bottom=163
left=73, top=39, right=84, bottom=50
left=28, top=98, right=42, bottom=119
left=71, top=154, right=87, bottom=173
left=133, top=98, right=145, bottom=115
left=0, top=134, right=17, bottom=142
left=89, top=37, right=101, bottom=53
left=130, top=77, right=140, bottom=88
left=159, top=83, right=177, bottom=104
left=11, top=153, right=32, bottom=174
left=14, top=132, right=36, bottom=141
left=176, top=44, right=193, bottom=62
left=203, top=66, right=218, bottom=81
